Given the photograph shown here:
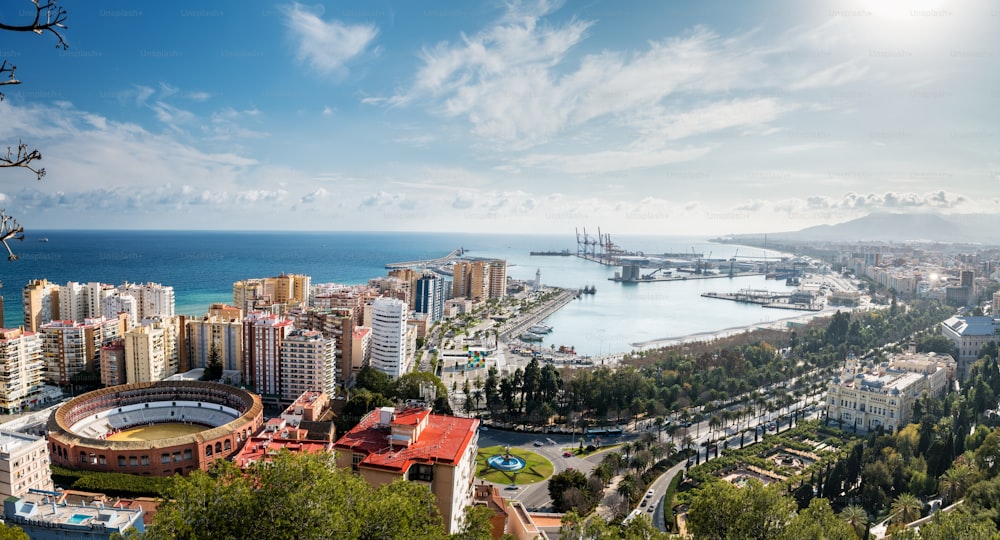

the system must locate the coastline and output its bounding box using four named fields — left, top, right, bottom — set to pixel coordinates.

left=629, top=306, right=841, bottom=350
